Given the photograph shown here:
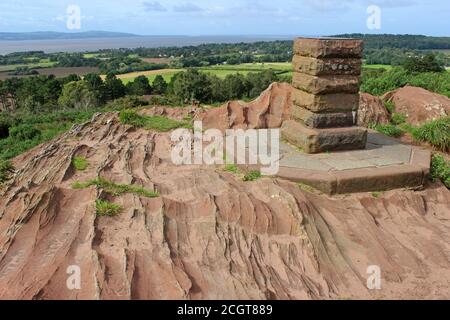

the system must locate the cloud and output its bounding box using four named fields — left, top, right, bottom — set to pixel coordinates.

left=143, top=1, right=167, bottom=12
left=299, top=0, right=417, bottom=12
left=370, top=0, right=417, bottom=8
left=173, top=2, right=204, bottom=13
